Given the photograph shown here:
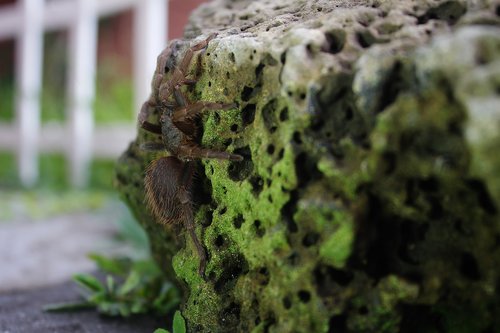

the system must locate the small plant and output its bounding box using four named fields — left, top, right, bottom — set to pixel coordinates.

left=44, top=254, right=180, bottom=317
left=154, top=310, right=186, bottom=333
